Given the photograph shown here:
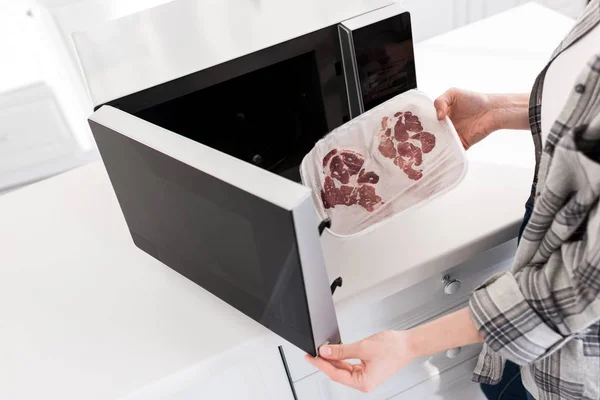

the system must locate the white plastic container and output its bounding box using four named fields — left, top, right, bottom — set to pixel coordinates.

left=300, top=89, right=468, bottom=236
